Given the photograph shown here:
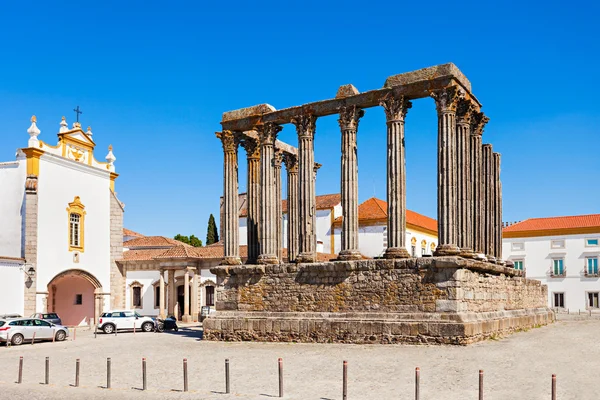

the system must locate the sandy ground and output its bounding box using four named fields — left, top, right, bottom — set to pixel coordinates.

left=0, top=317, right=598, bottom=400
